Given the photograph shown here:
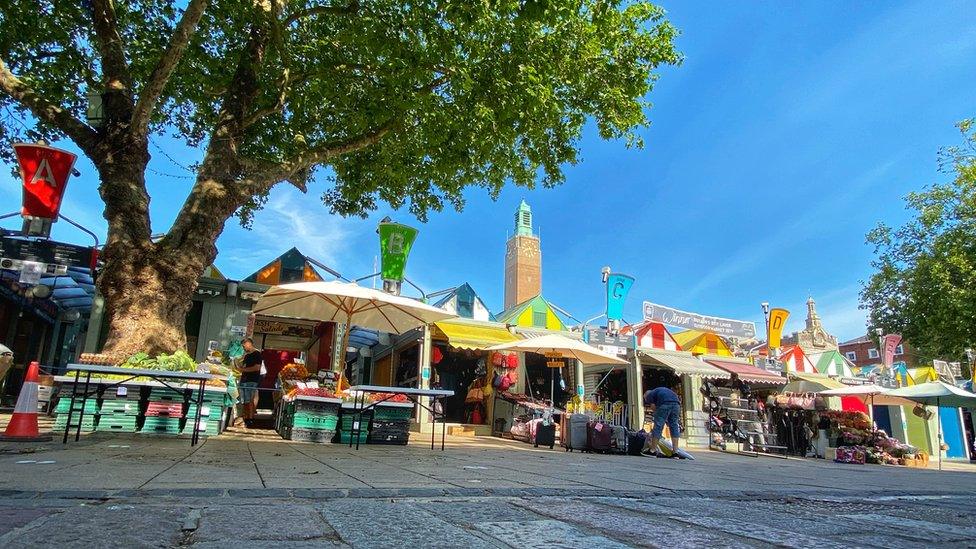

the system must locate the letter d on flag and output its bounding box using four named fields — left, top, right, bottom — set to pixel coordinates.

left=768, top=308, right=790, bottom=349
left=379, top=222, right=418, bottom=283
left=606, top=273, right=635, bottom=321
